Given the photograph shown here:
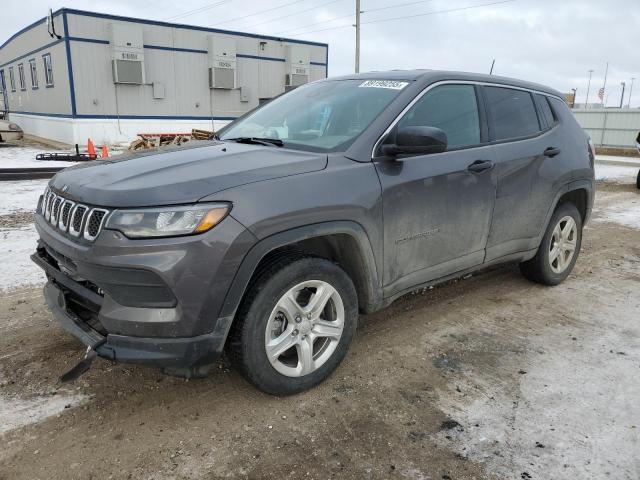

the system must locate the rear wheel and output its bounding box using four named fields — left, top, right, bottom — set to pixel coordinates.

left=520, top=202, right=582, bottom=285
left=636, top=169, right=640, bottom=189
left=227, top=256, right=358, bottom=395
